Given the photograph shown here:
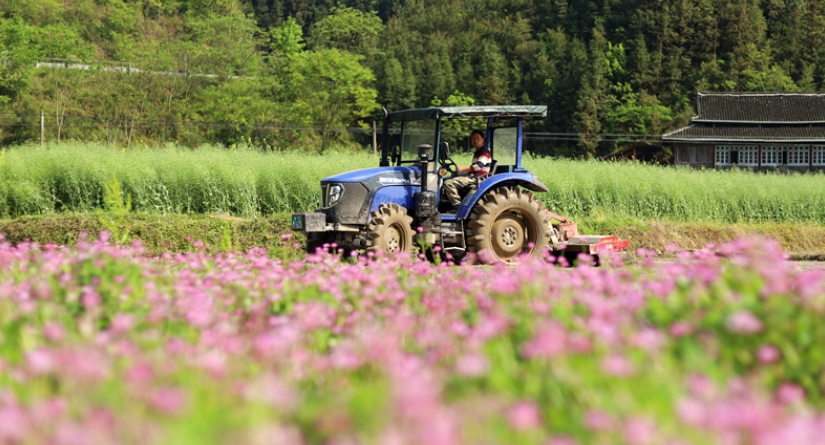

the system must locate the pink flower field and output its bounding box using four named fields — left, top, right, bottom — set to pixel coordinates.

left=1, top=233, right=824, bottom=445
